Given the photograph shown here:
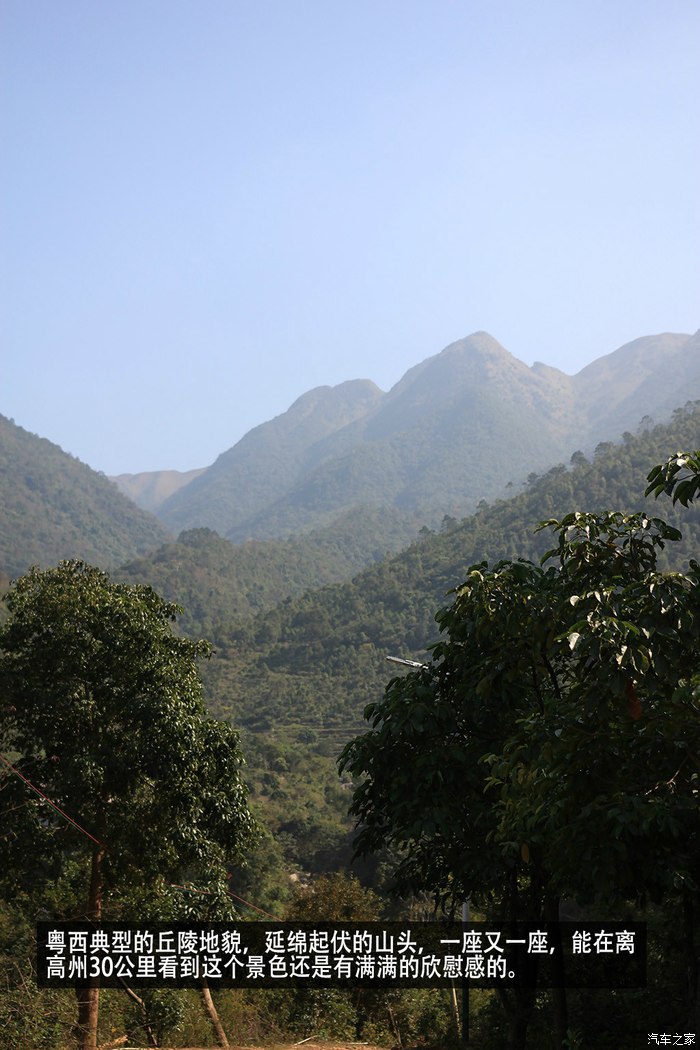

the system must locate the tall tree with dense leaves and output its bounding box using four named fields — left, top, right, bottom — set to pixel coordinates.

left=0, top=561, right=257, bottom=1050
left=489, top=510, right=700, bottom=909
left=486, top=509, right=700, bottom=1038
left=340, top=492, right=700, bottom=1046
left=644, top=448, right=700, bottom=1027
left=340, top=556, right=572, bottom=1048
